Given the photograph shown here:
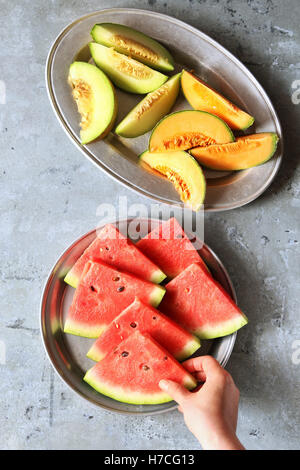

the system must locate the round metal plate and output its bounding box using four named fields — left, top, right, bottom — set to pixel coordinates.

left=46, top=8, right=282, bottom=212
left=41, top=218, right=237, bottom=415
